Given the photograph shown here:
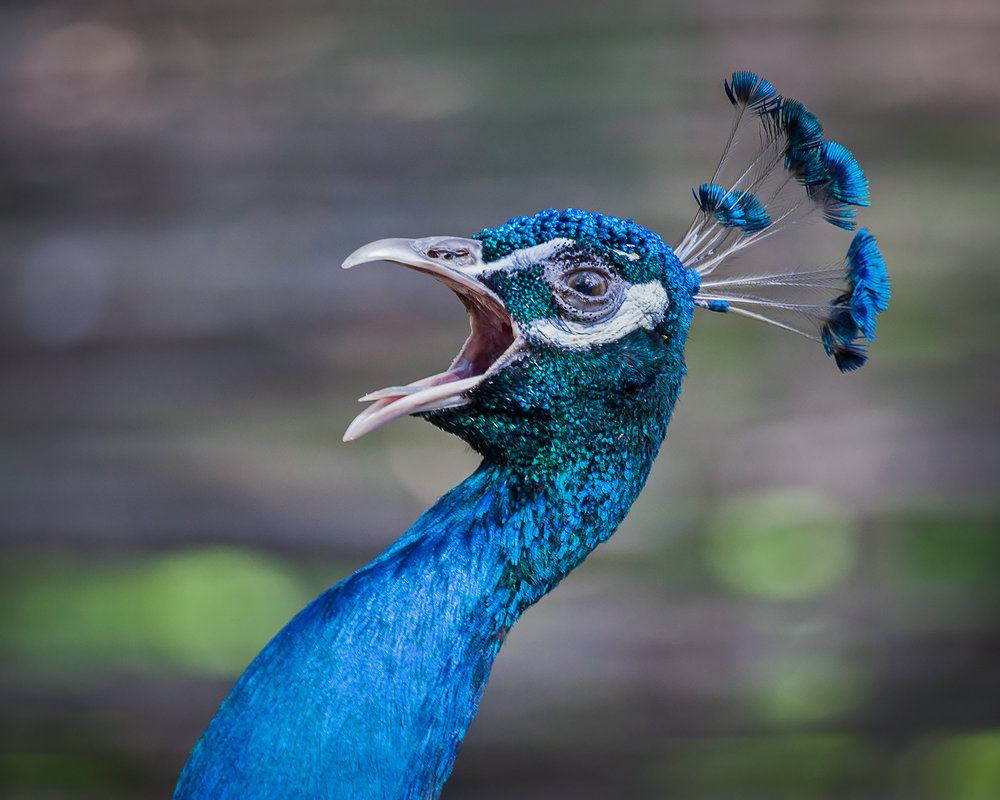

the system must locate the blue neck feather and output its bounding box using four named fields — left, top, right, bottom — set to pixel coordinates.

left=173, top=391, right=674, bottom=800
